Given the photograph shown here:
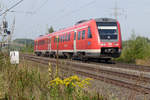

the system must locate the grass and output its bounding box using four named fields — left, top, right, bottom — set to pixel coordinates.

left=0, top=56, right=50, bottom=99
left=0, top=52, right=149, bottom=100
left=0, top=52, right=111, bottom=100
left=1, top=35, right=149, bottom=99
